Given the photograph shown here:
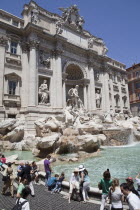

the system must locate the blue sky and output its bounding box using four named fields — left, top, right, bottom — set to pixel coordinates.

left=1, top=0, right=140, bottom=68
